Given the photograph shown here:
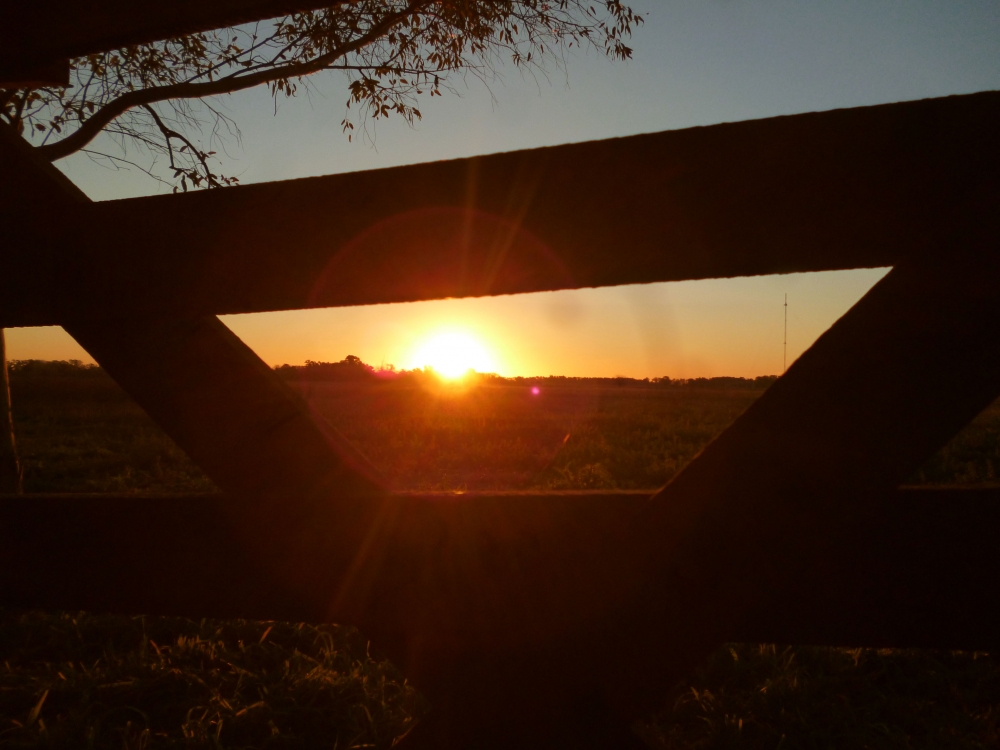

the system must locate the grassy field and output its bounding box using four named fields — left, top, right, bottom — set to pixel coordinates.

left=7, top=361, right=214, bottom=495
left=10, top=360, right=998, bottom=493
left=3, top=360, right=1000, bottom=748
left=298, top=379, right=761, bottom=491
